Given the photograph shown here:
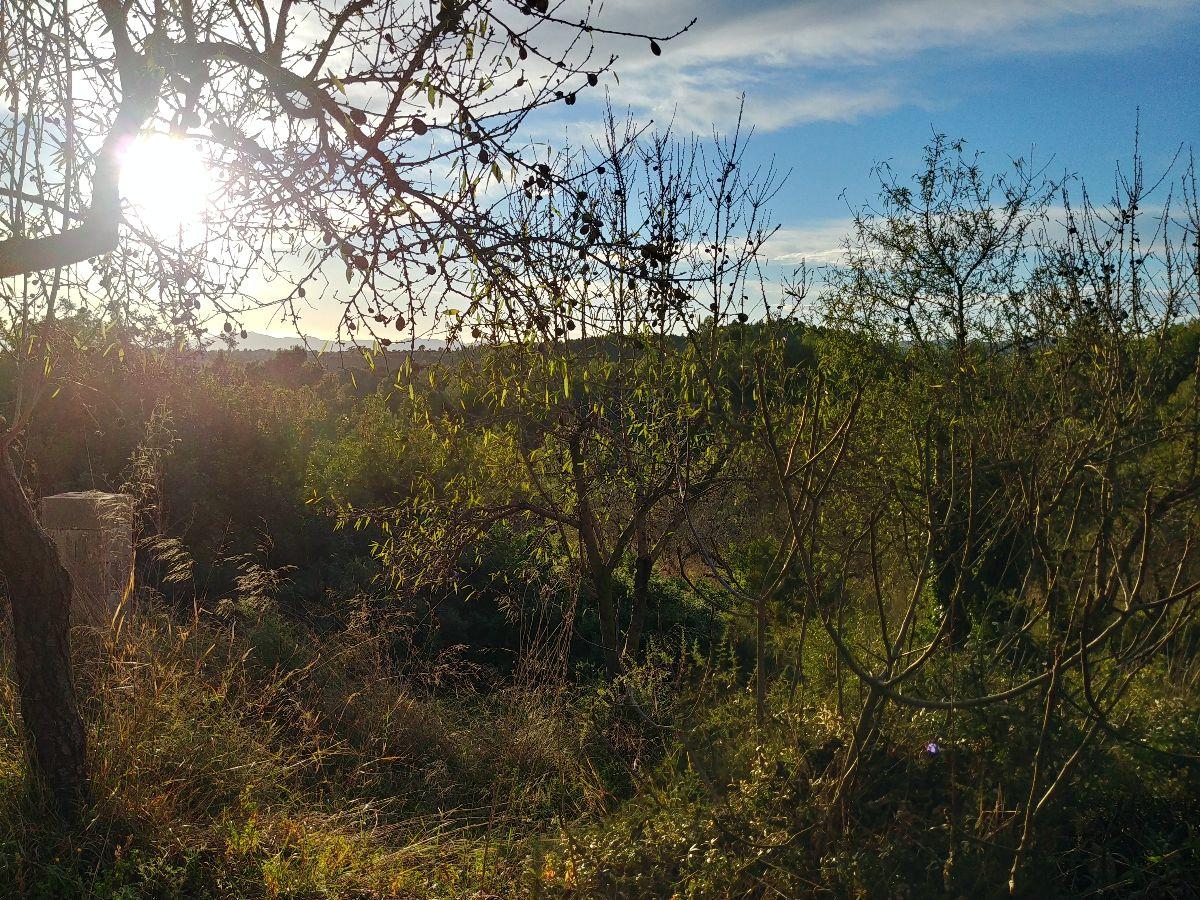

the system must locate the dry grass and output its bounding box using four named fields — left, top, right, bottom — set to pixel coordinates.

left=0, top=609, right=601, bottom=898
